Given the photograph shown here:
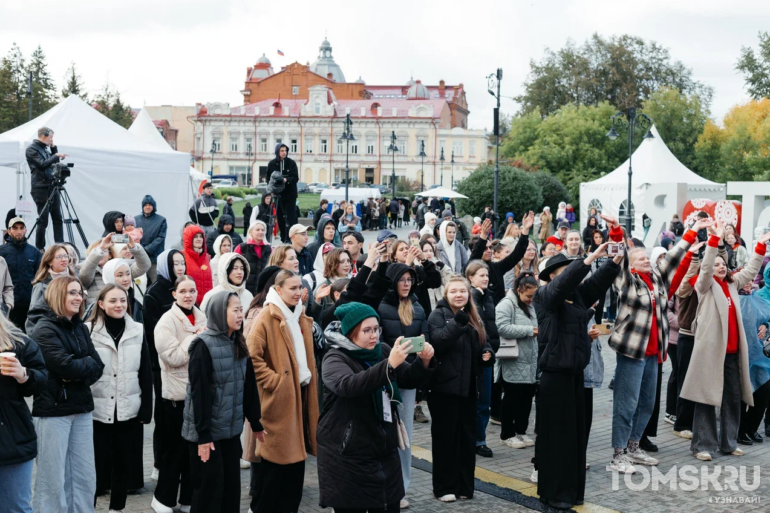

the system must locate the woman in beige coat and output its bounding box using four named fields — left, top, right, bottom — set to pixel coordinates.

left=538, top=207, right=552, bottom=243
left=682, top=225, right=770, bottom=461
left=247, top=269, right=318, bottom=513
